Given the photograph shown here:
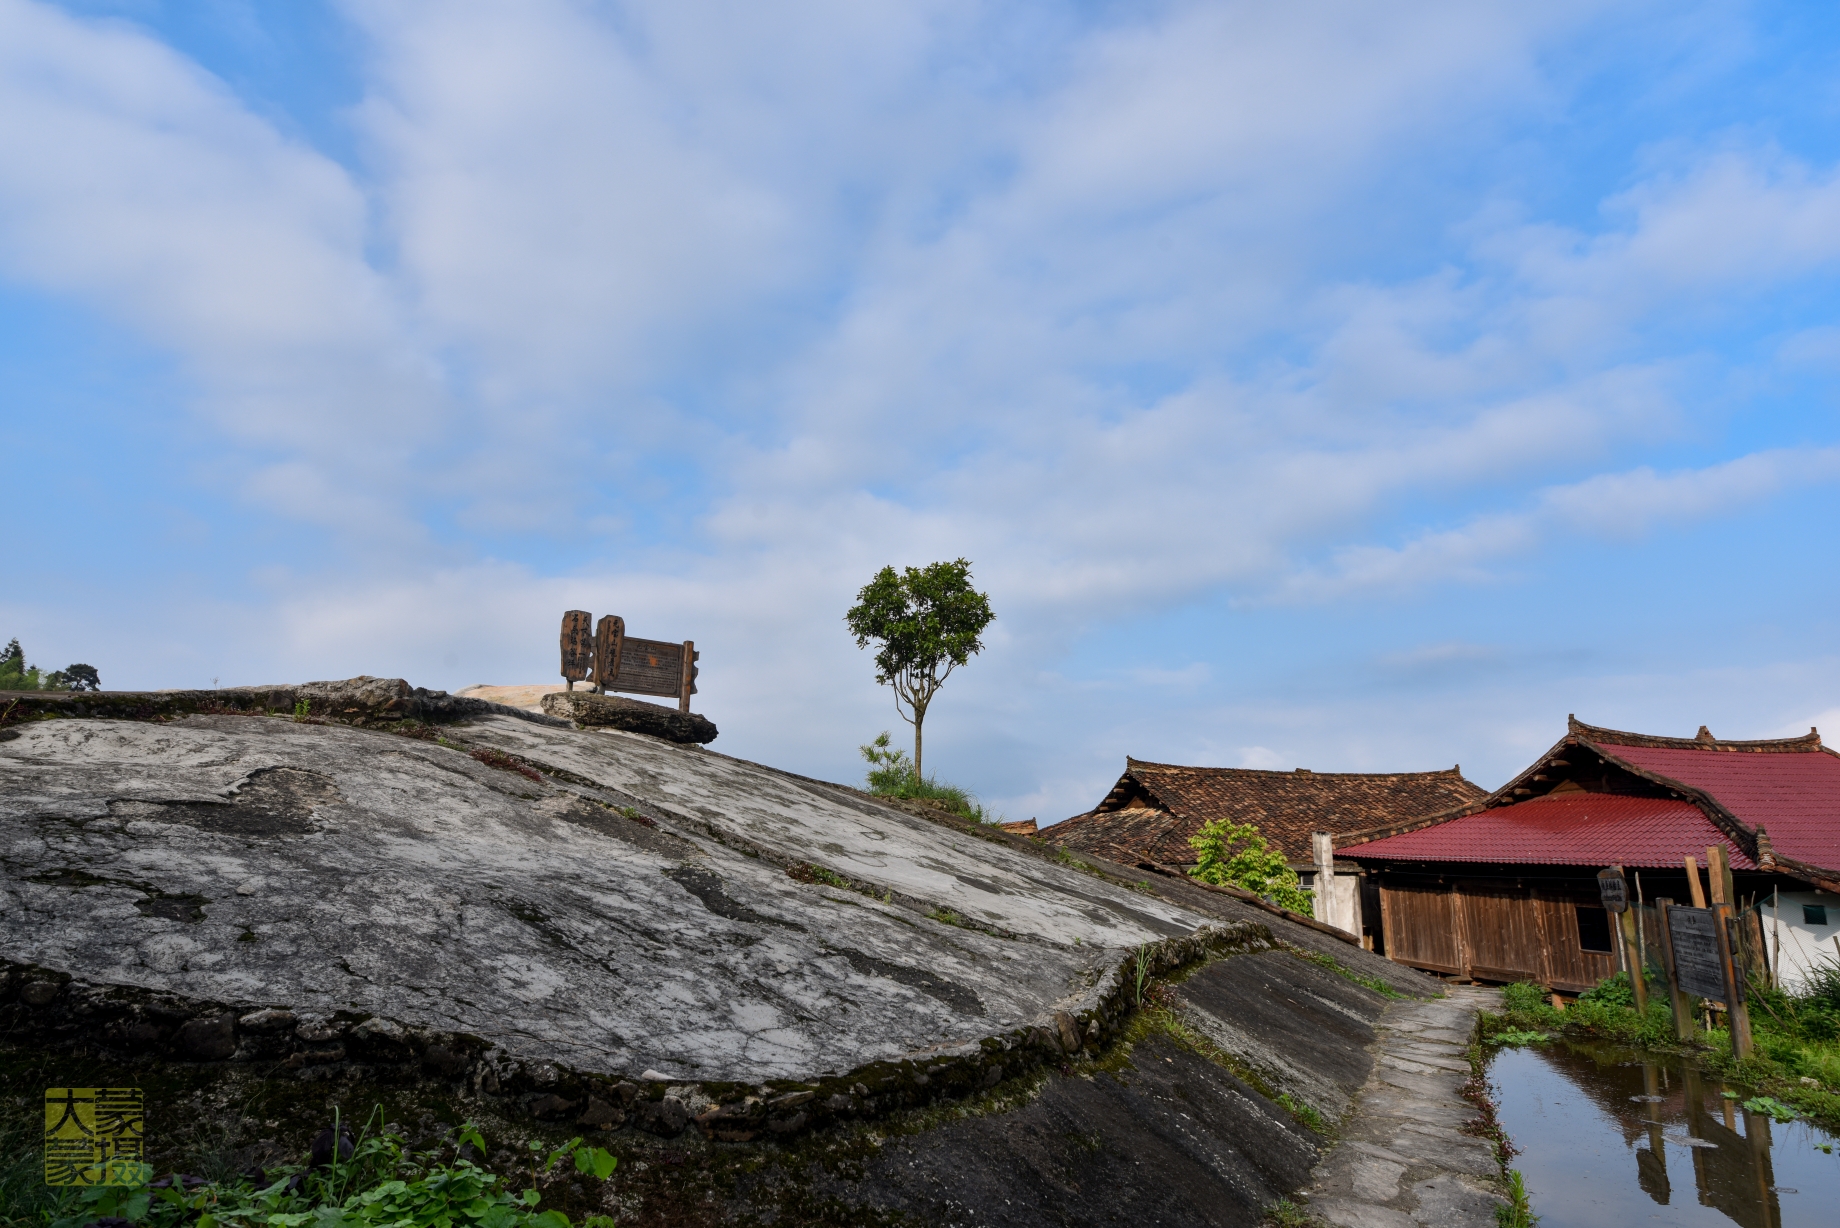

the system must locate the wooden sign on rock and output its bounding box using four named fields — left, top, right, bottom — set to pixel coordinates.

left=559, top=610, right=701, bottom=712
left=559, top=610, right=594, bottom=690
